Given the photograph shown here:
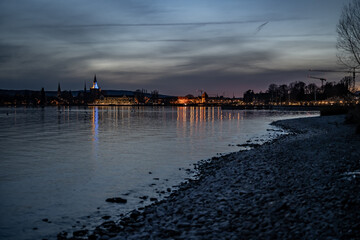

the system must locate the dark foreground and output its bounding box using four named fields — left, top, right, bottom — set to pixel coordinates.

left=59, top=115, right=360, bottom=240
